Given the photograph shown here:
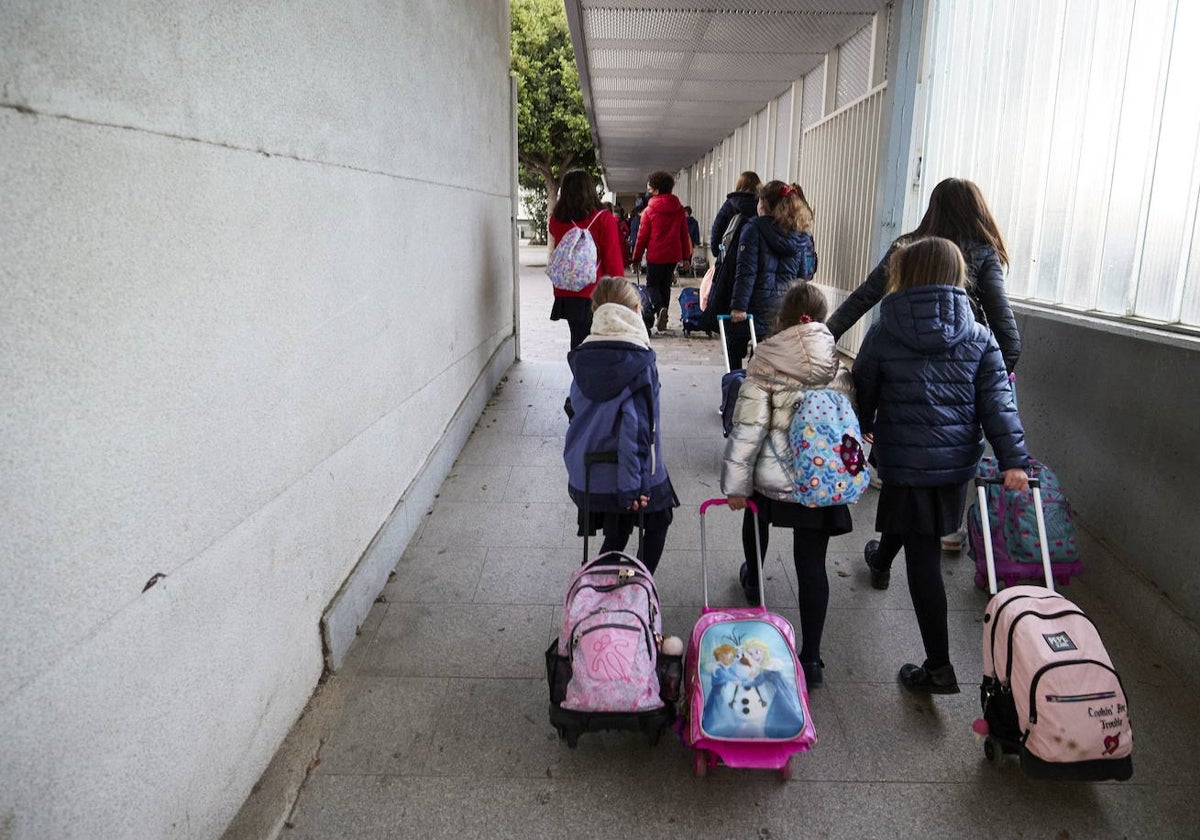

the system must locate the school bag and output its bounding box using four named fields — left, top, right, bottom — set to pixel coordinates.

left=546, top=214, right=600, bottom=292
left=700, top=213, right=746, bottom=330
left=974, top=474, right=1132, bottom=781
left=786, top=389, right=870, bottom=507
left=967, top=456, right=1082, bottom=589
left=550, top=551, right=665, bottom=714
left=798, top=236, right=818, bottom=280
